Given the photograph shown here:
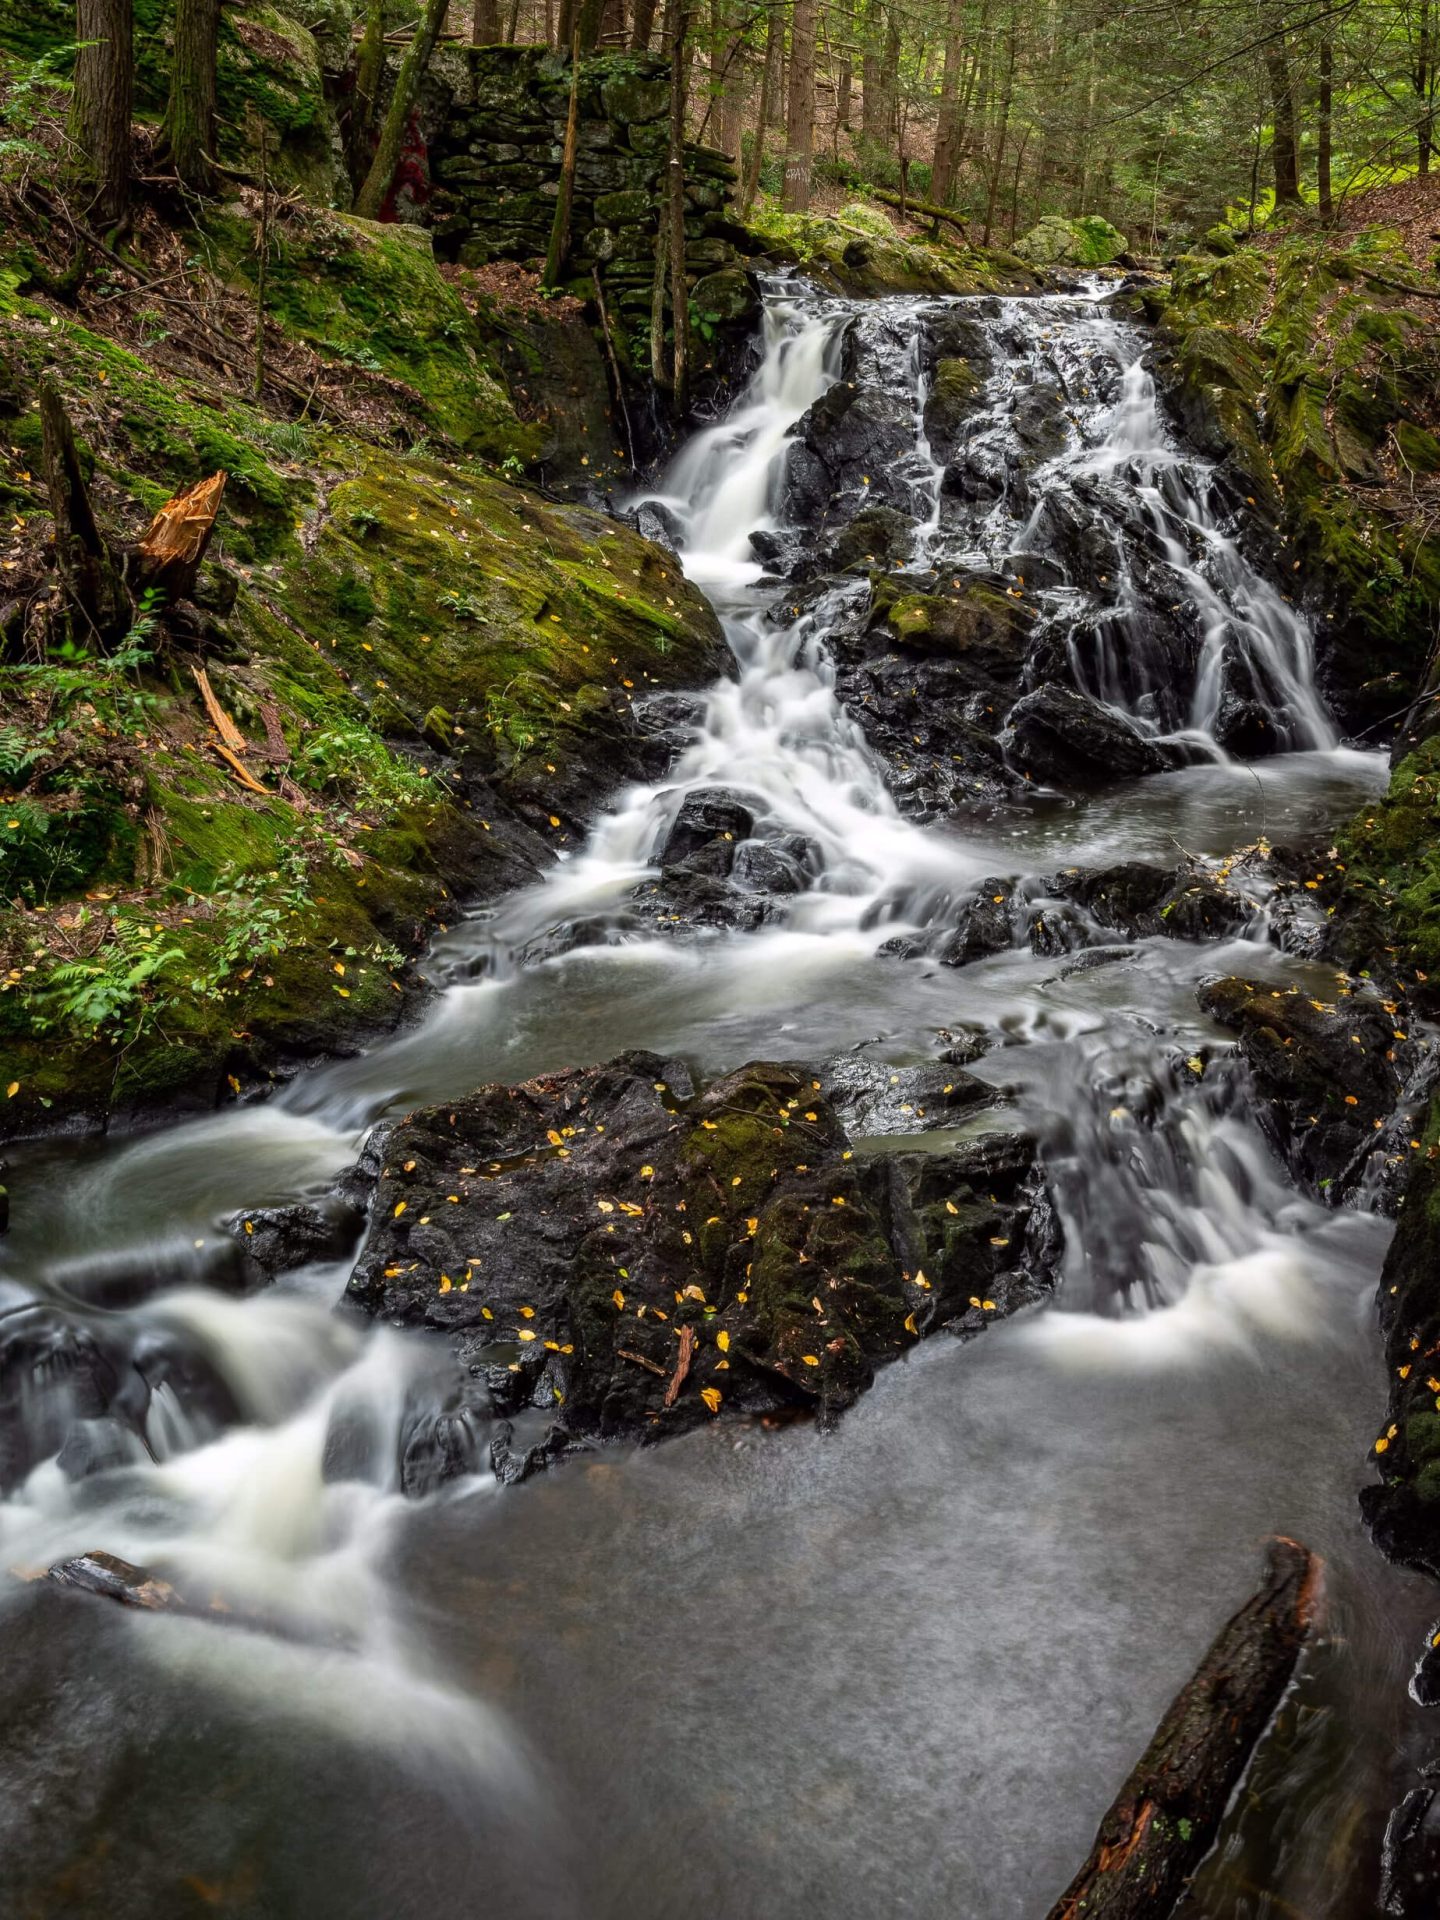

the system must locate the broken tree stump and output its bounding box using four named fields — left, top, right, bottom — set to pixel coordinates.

left=136, top=469, right=226, bottom=606
left=39, top=376, right=131, bottom=644
left=1045, top=1537, right=1322, bottom=1920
